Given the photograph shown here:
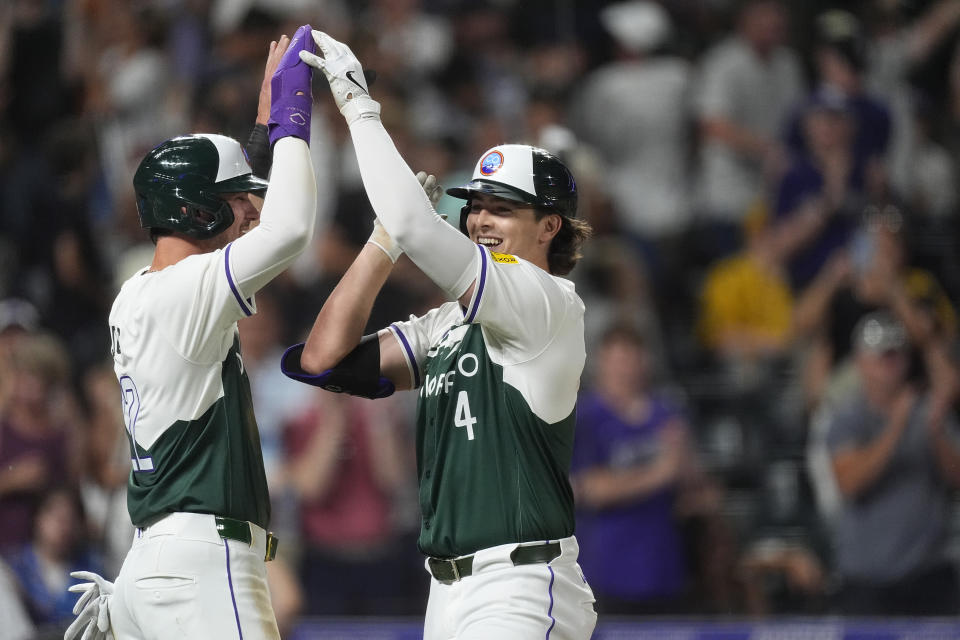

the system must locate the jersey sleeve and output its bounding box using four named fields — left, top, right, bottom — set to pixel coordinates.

left=147, top=251, right=258, bottom=363
left=348, top=118, right=478, bottom=300
left=461, top=246, right=577, bottom=364
left=384, top=303, right=457, bottom=389
left=216, top=137, right=317, bottom=307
